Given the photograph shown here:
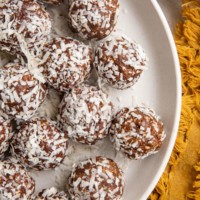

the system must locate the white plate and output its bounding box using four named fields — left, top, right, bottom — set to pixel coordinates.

left=1, top=0, right=181, bottom=199
left=116, top=0, right=181, bottom=199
